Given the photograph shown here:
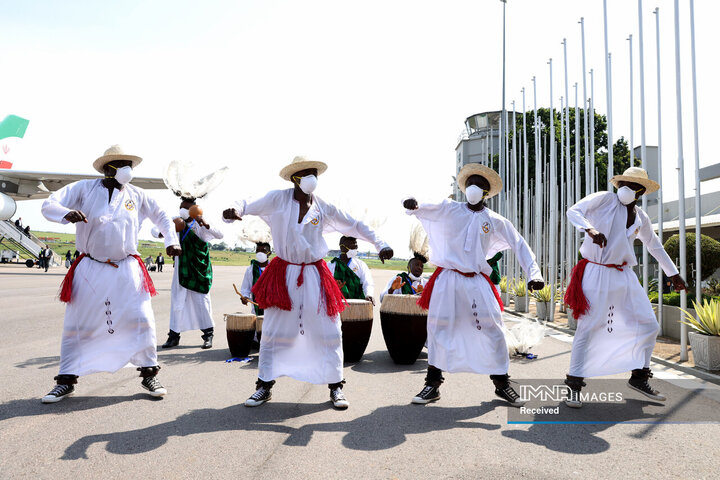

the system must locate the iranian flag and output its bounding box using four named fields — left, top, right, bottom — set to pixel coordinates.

left=0, top=115, right=30, bottom=169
